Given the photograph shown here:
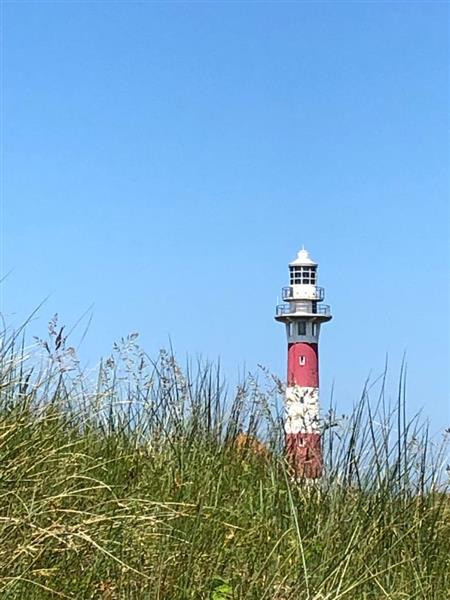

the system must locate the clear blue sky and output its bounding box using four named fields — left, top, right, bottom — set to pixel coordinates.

left=2, top=2, right=449, bottom=432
